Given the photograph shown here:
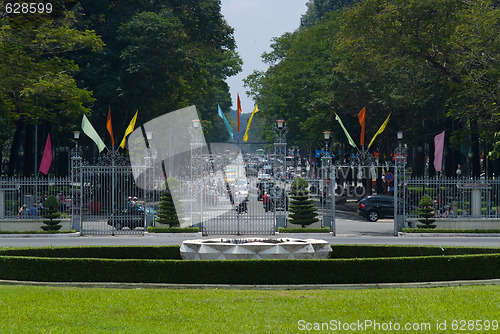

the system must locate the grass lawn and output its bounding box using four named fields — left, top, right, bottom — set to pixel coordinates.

left=0, top=285, right=499, bottom=333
